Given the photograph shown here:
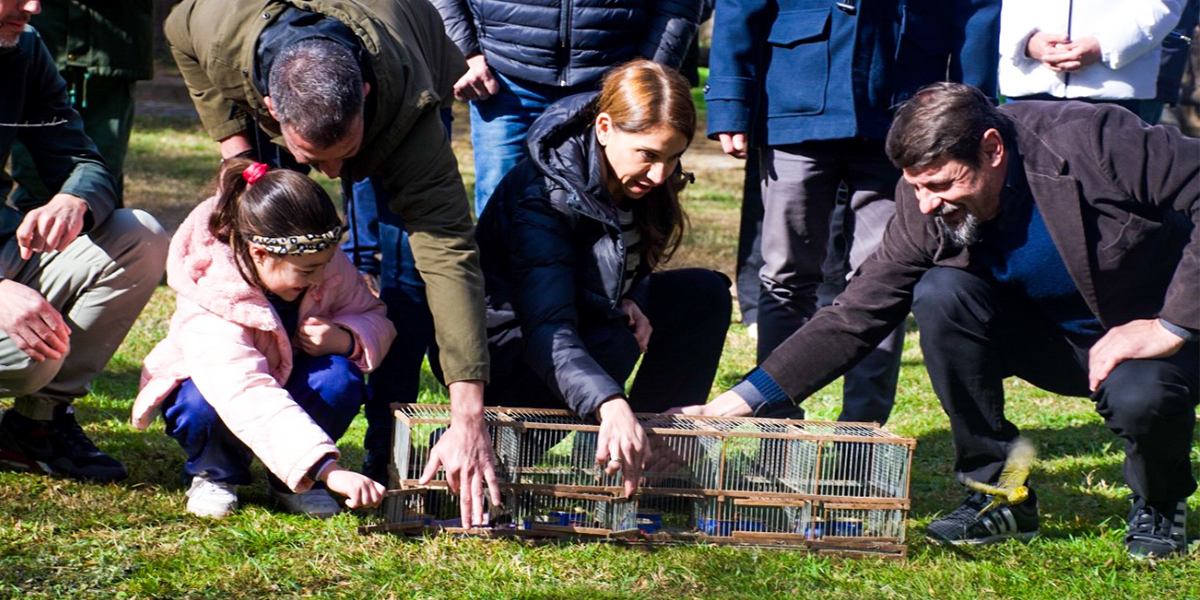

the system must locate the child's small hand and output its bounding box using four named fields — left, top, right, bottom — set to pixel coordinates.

left=323, top=465, right=385, bottom=509
left=297, top=316, right=353, bottom=357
